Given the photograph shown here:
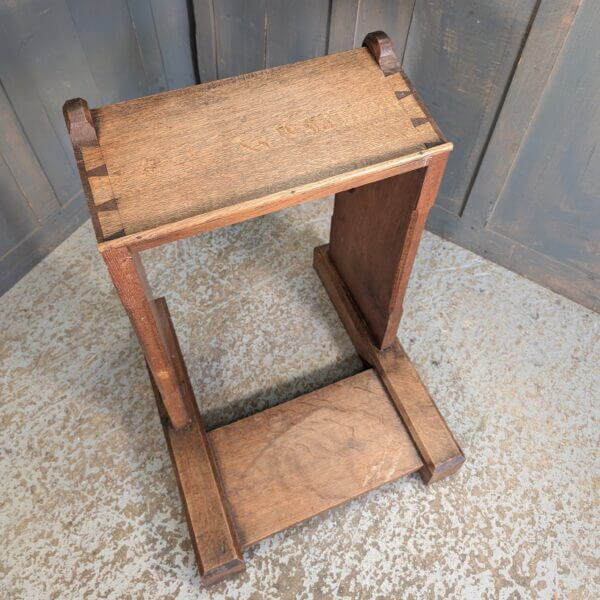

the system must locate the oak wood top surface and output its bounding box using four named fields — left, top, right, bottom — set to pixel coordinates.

left=209, top=368, right=422, bottom=548
left=90, top=48, right=443, bottom=240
